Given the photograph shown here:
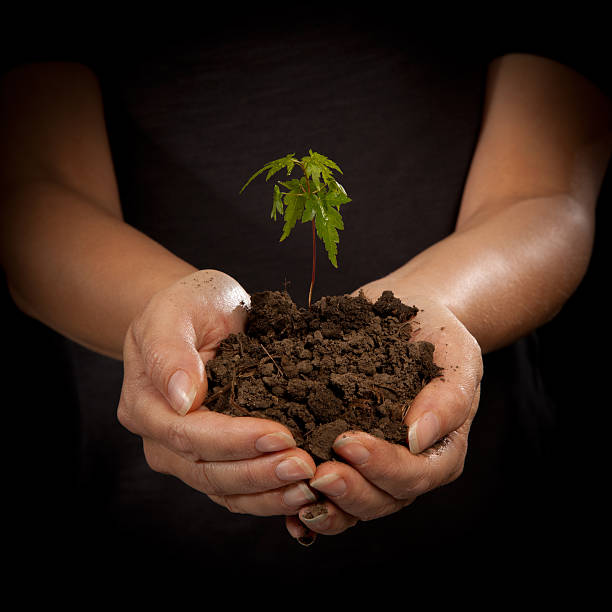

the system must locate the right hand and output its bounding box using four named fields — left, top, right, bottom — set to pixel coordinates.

left=117, top=269, right=318, bottom=517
